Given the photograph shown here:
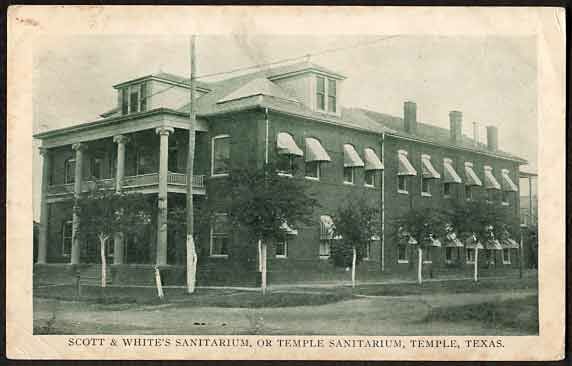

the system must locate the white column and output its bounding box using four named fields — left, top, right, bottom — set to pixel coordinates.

left=155, top=127, right=174, bottom=266
left=37, top=147, right=51, bottom=264
left=71, top=142, right=86, bottom=265
left=112, top=135, right=129, bottom=264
